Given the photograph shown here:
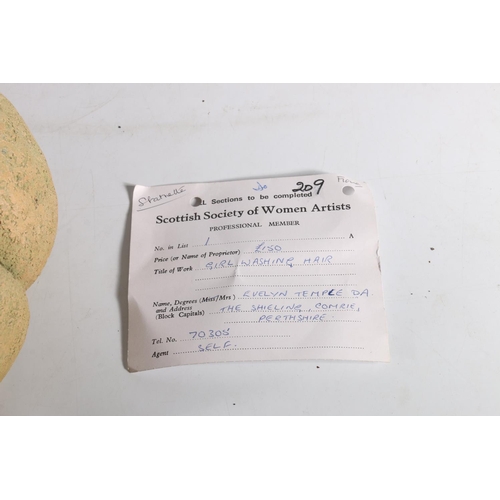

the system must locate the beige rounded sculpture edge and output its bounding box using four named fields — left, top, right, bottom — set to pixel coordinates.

left=0, top=265, right=30, bottom=381
left=0, top=94, right=58, bottom=289
left=0, top=94, right=58, bottom=382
